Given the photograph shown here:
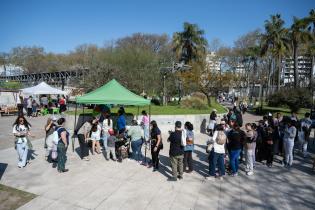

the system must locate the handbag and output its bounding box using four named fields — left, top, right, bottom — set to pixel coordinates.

left=51, top=144, right=58, bottom=160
